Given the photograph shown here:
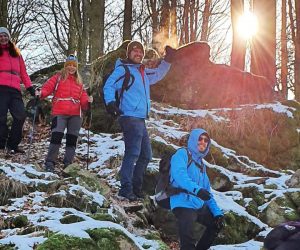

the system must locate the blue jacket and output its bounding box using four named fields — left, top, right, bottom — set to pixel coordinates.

left=103, top=59, right=171, bottom=119
left=170, top=128, right=223, bottom=216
